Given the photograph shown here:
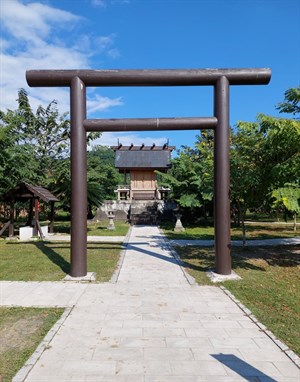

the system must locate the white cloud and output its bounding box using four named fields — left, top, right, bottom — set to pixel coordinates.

left=87, top=95, right=123, bottom=114
left=0, top=0, right=79, bottom=46
left=107, top=48, right=121, bottom=59
left=97, top=35, right=115, bottom=49
left=0, top=0, right=122, bottom=114
left=91, top=0, right=130, bottom=7
left=91, top=0, right=107, bottom=7
left=96, top=34, right=120, bottom=59
left=91, top=132, right=168, bottom=147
